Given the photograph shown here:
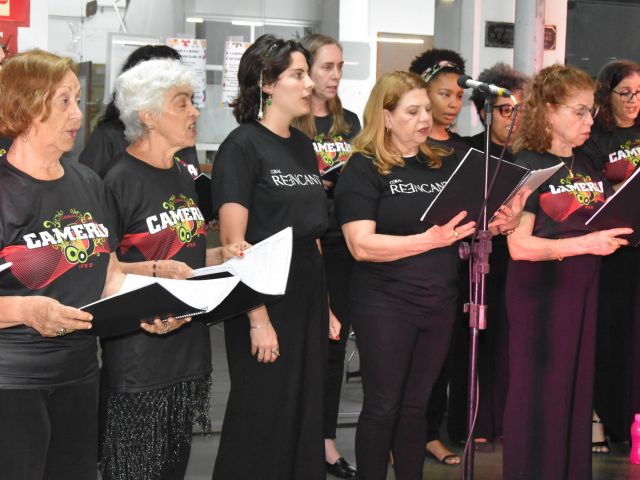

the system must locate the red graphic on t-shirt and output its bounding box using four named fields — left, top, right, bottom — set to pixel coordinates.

left=539, top=173, right=605, bottom=222
left=0, top=210, right=110, bottom=290
left=119, top=194, right=206, bottom=260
